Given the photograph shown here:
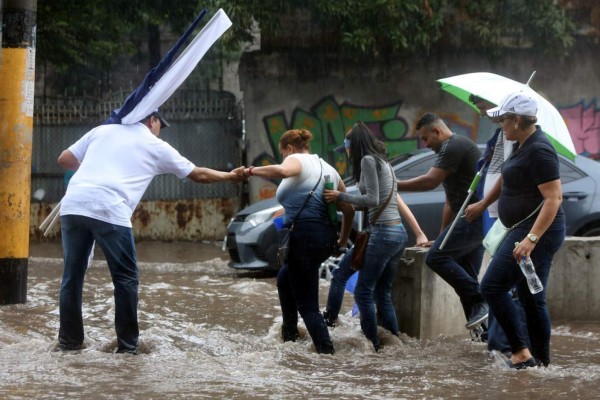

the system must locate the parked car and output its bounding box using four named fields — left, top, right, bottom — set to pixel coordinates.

left=224, top=149, right=600, bottom=271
